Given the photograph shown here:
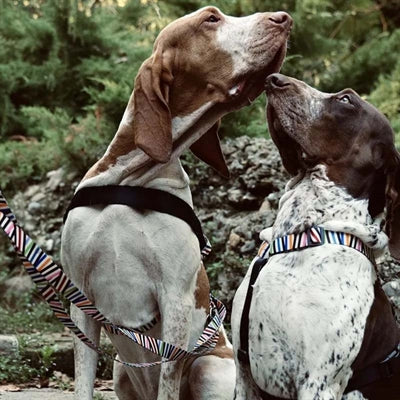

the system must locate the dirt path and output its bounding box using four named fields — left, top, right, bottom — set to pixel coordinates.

left=0, top=388, right=117, bottom=399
